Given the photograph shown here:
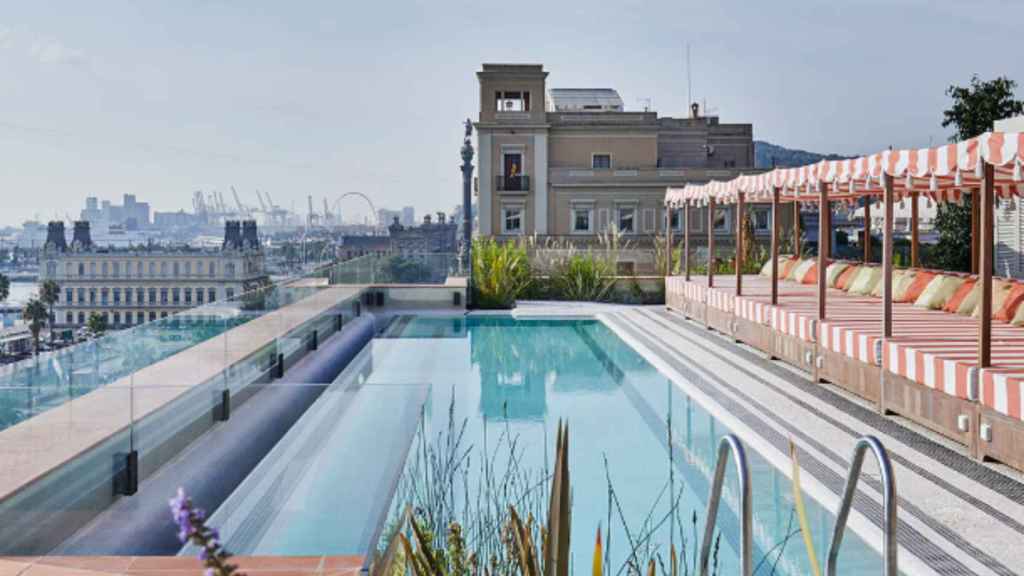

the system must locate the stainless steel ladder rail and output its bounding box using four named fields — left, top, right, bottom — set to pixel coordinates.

left=826, top=435, right=898, bottom=576
left=698, top=434, right=752, bottom=576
